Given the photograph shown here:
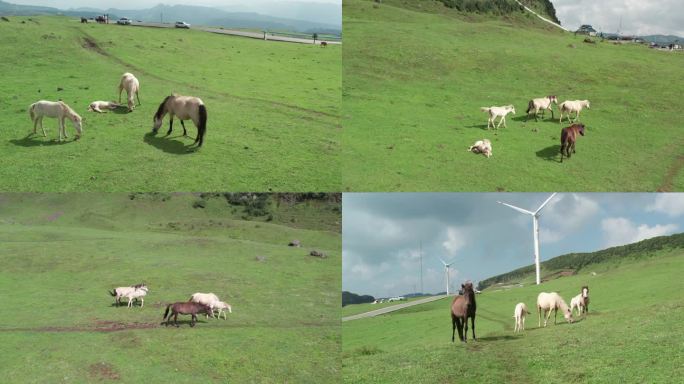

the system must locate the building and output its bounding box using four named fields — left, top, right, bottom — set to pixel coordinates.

left=576, top=24, right=597, bottom=36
